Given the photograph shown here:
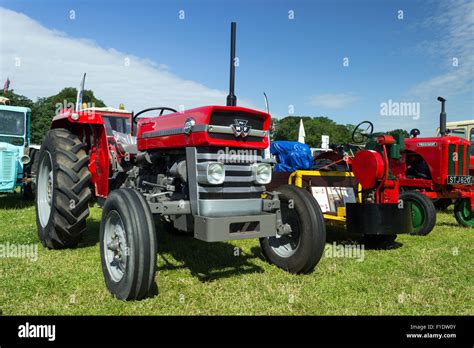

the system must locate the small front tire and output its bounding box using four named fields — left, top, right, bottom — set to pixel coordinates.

left=399, top=191, right=436, bottom=236
left=100, top=188, right=157, bottom=301
left=454, top=199, right=473, bottom=228
left=260, top=185, right=326, bottom=274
